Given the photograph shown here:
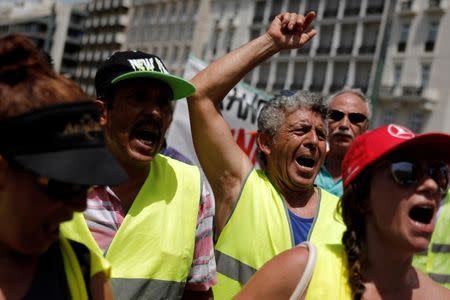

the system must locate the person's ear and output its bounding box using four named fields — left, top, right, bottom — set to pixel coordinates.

left=95, top=100, right=107, bottom=126
left=257, top=132, right=273, bottom=156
